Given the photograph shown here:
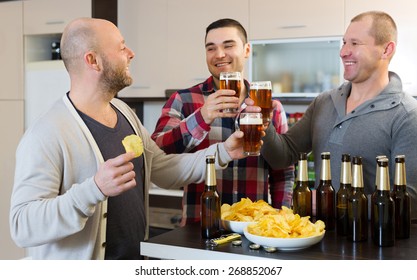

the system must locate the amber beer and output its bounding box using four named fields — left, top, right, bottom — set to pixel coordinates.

left=250, top=81, right=272, bottom=124
left=220, top=72, right=241, bottom=113
left=239, top=112, right=263, bottom=156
